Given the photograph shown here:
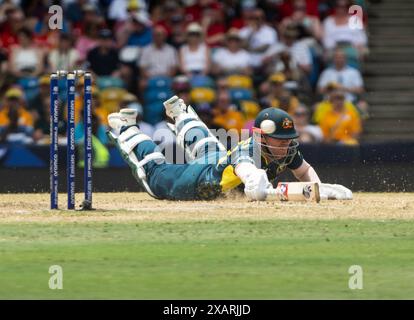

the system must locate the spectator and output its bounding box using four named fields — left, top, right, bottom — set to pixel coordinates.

left=29, top=74, right=50, bottom=116
left=139, top=25, right=178, bottom=79
left=0, top=5, right=24, bottom=53
left=33, top=76, right=54, bottom=143
left=116, top=11, right=152, bottom=48
left=185, top=0, right=222, bottom=23
left=279, top=0, right=323, bottom=42
left=212, top=28, right=252, bottom=76
left=239, top=8, right=278, bottom=69
left=87, top=29, right=120, bottom=77
left=108, top=0, right=147, bottom=23
left=260, top=73, right=300, bottom=115
left=212, top=90, right=244, bottom=132
left=201, top=6, right=226, bottom=48
left=156, top=0, right=185, bottom=38
left=8, top=27, right=45, bottom=79
left=48, top=33, right=80, bottom=73
left=322, top=0, right=368, bottom=58
left=0, top=87, right=34, bottom=144
left=317, top=48, right=364, bottom=104
left=179, top=23, right=211, bottom=76
left=75, top=19, right=101, bottom=62
left=316, top=89, right=362, bottom=145
left=267, top=24, right=312, bottom=75
left=292, top=104, right=322, bottom=143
